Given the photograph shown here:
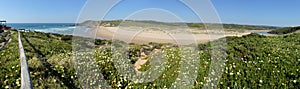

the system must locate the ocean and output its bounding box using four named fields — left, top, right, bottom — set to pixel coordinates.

left=7, top=23, right=105, bottom=39
left=7, top=23, right=79, bottom=35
